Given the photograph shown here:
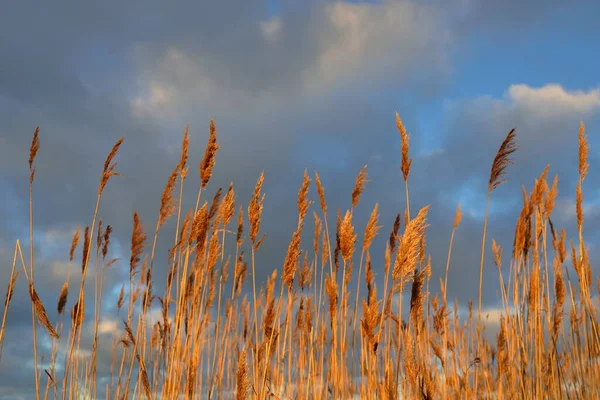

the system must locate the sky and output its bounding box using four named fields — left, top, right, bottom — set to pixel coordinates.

left=1, top=0, right=600, bottom=397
